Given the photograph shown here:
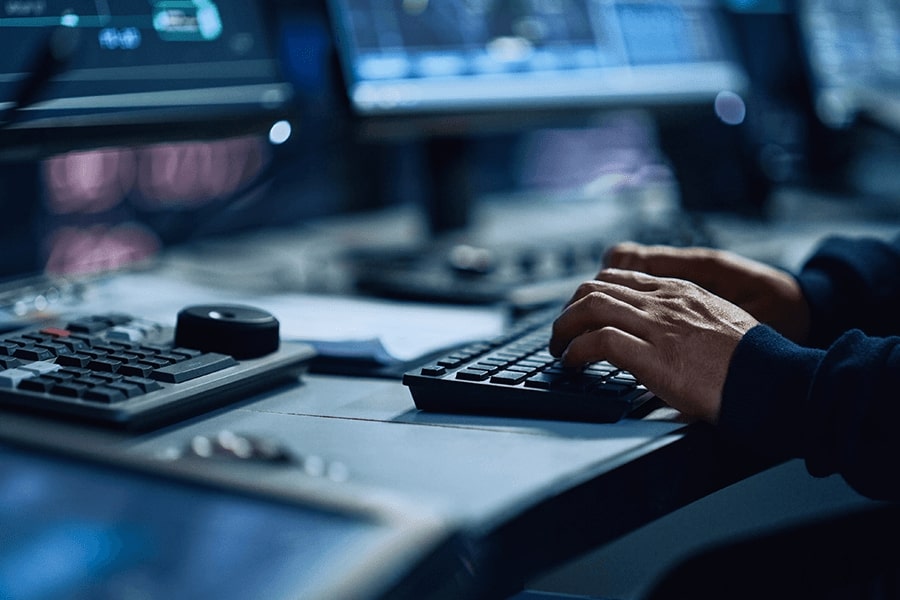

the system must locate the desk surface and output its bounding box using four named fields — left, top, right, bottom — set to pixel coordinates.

left=119, top=373, right=768, bottom=596
left=0, top=367, right=770, bottom=598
